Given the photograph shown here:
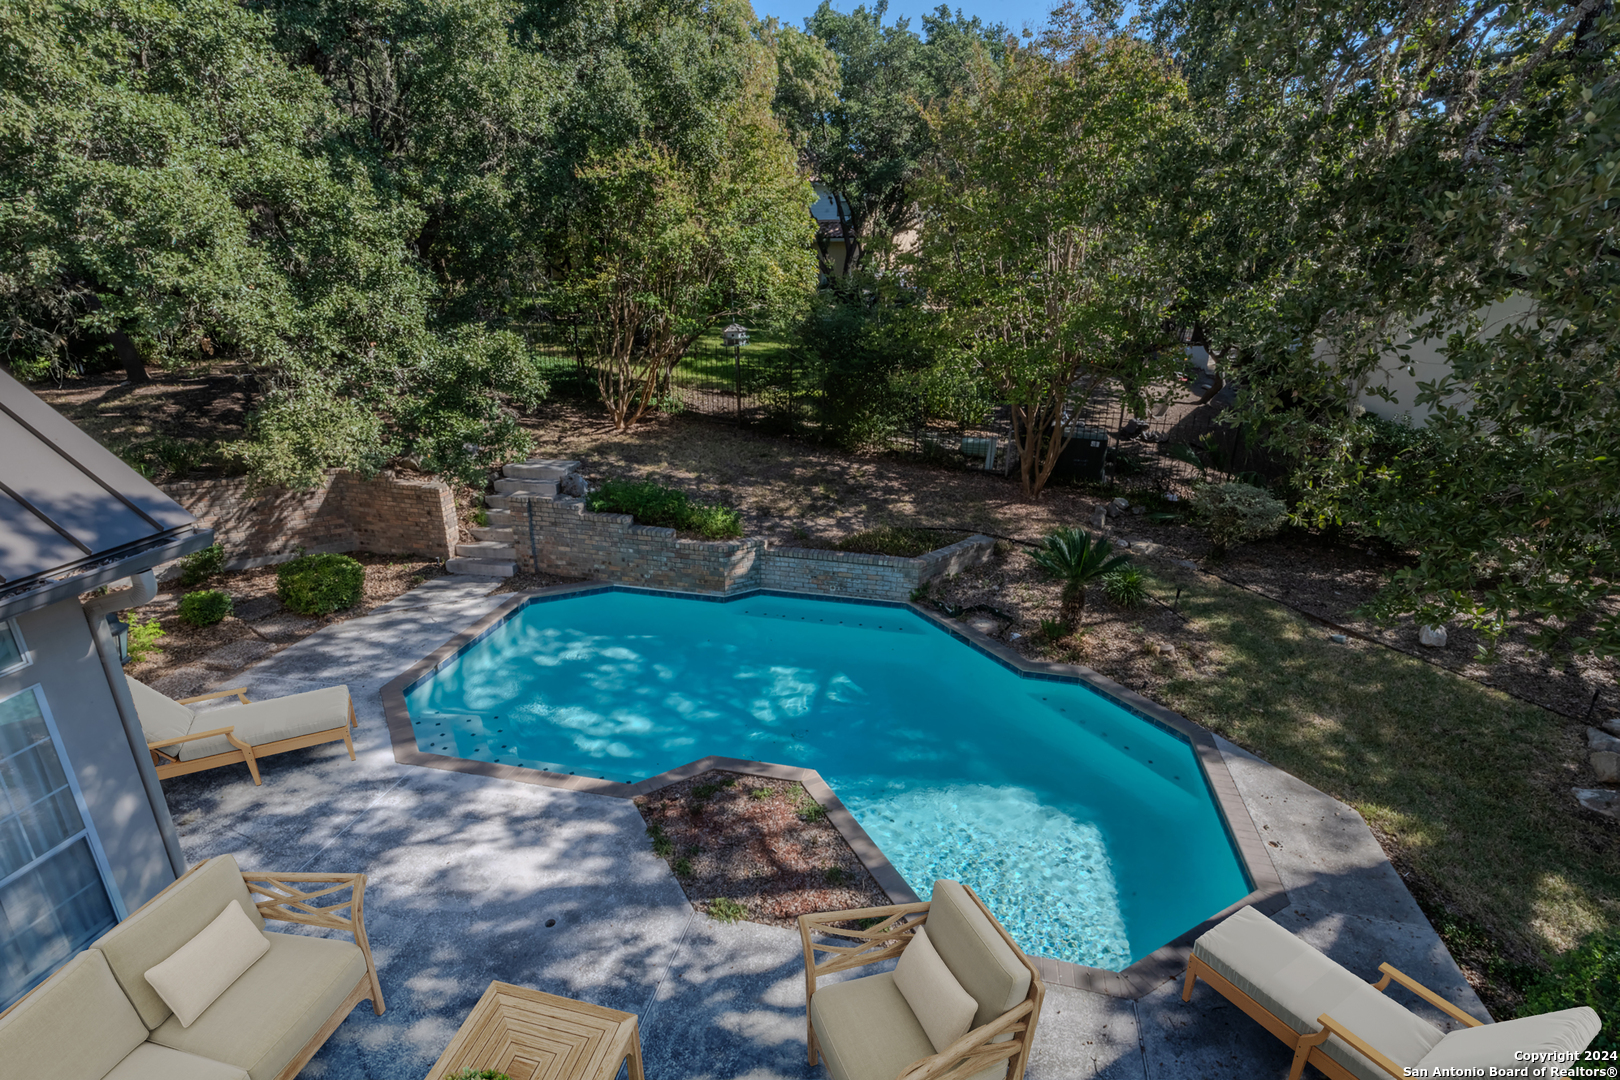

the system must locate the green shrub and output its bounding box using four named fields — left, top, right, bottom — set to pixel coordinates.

left=179, top=543, right=226, bottom=586
left=1521, top=930, right=1620, bottom=1051
left=586, top=480, right=742, bottom=539
left=276, top=553, right=365, bottom=615
left=1191, top=481, right=1289, bottom=553
left=1102, top=566, right=1148, bottom=608
left=178, top=589, right=233, bottom=627
left=833, top=526, right=969, bottom=558
left=125, top=613, right=165, bottom=662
